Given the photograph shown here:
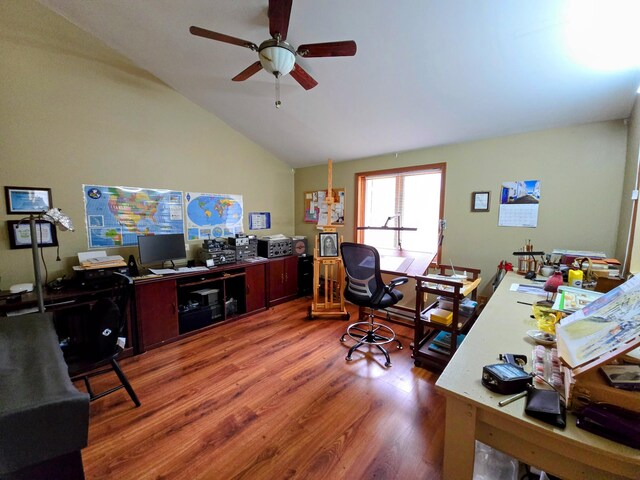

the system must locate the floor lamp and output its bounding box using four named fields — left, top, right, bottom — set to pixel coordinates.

left=29, top=208, right=74, bottom=313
